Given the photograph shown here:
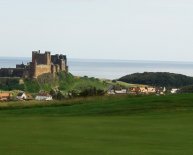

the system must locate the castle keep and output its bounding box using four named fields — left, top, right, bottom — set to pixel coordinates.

left=0, top=51, right=68, bottom=78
